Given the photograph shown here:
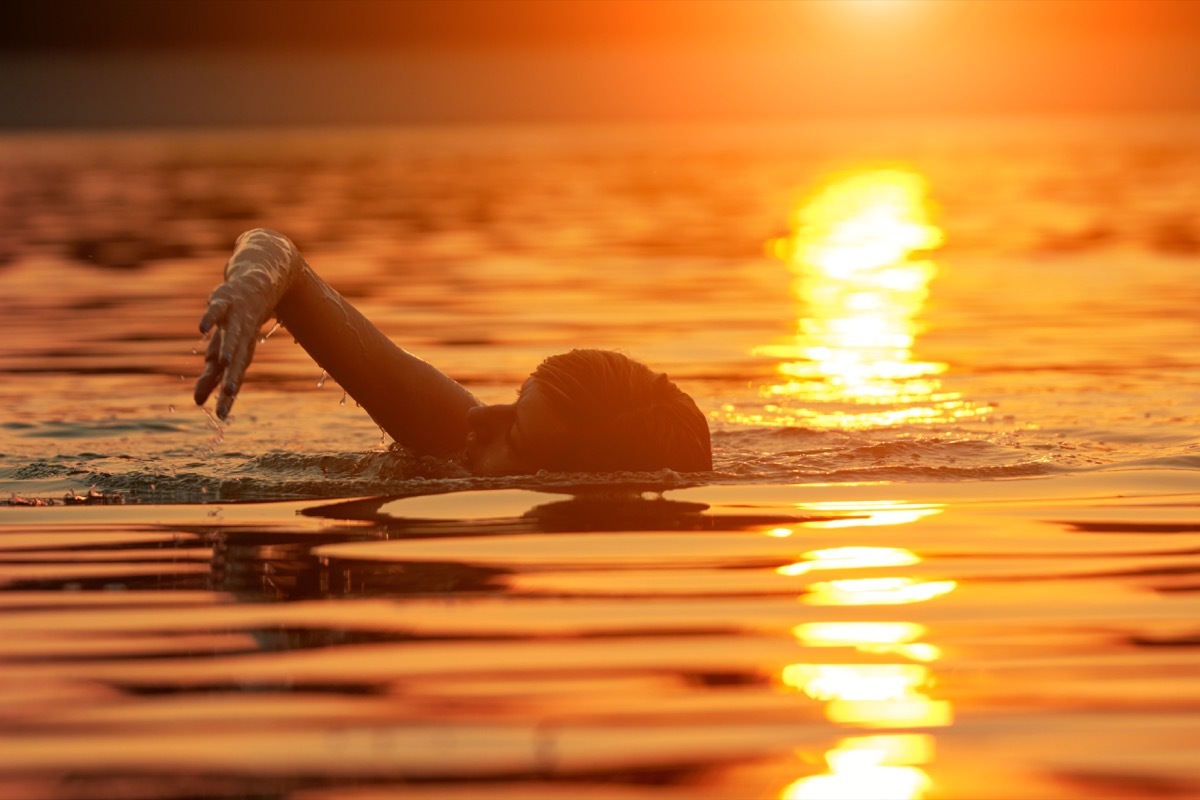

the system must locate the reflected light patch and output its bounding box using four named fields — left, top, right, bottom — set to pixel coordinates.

left=784, top=768, right=930, bottom=800
left=838, top=733, right=935, bottom=766
left=728, top=168, right=988, bottom=431
left=784, top=765, right=931, bottom=800
left=798, top=499, right=942, bottom=519
left=805, top=506, right=942, bottom=529
left=794, top=621, right=926, bottom=646
left=804, top=546, right=919, bottom=568
left=827, top=697, right=953, bottom=727
left=776, top=546, right=919, bottom=576
left=782, top=663, right=929, bottom=702
left=781, top=659, right=952, bottom=726
left=782, top=734, right=934, bottom=800
left=794, top=621, right=941, bottom=662
left=805, top=577, right=957, bottom=605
